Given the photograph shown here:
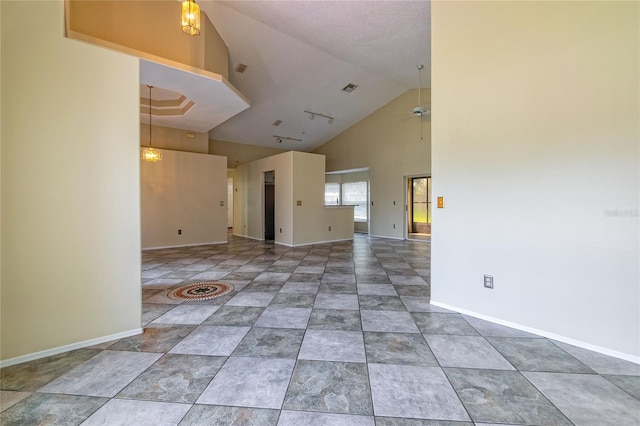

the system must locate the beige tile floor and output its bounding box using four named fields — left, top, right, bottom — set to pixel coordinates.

left=1, top=234, right=639, bottom=425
